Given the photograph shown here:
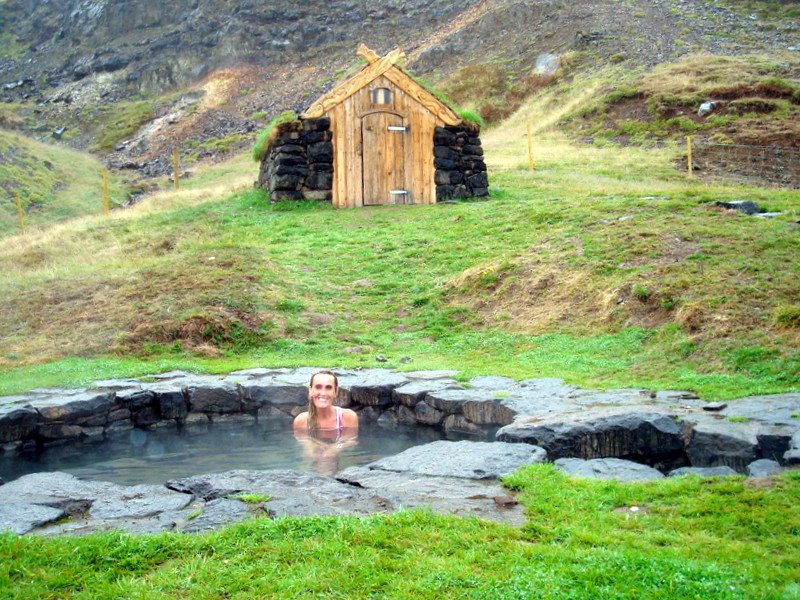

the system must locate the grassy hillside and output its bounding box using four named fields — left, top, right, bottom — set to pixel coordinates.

left=0, top=126, right=797, bottom=398
left=0, top=130, right=128, bottom=237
